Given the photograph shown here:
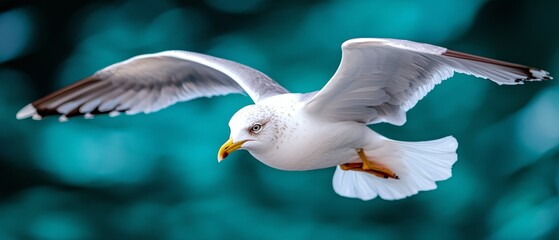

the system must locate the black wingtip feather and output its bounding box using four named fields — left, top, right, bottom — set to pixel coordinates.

left=443, top=50, right=552, bottom=82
